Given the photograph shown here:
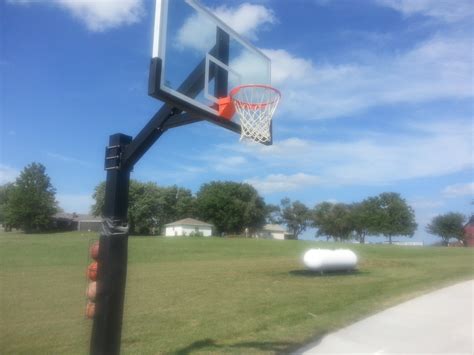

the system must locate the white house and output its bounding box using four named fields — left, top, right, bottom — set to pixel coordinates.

left=392, top=241, right=424, bottom=246
left=164, top=218, right=213, bottom=237
left=257, top=224, right=289, bottom=240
